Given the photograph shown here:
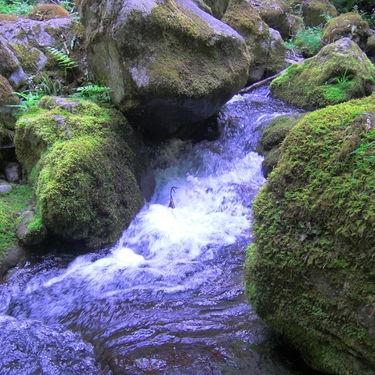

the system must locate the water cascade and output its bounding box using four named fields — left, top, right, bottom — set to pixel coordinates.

left=0, top=87, right=324, bottom=374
